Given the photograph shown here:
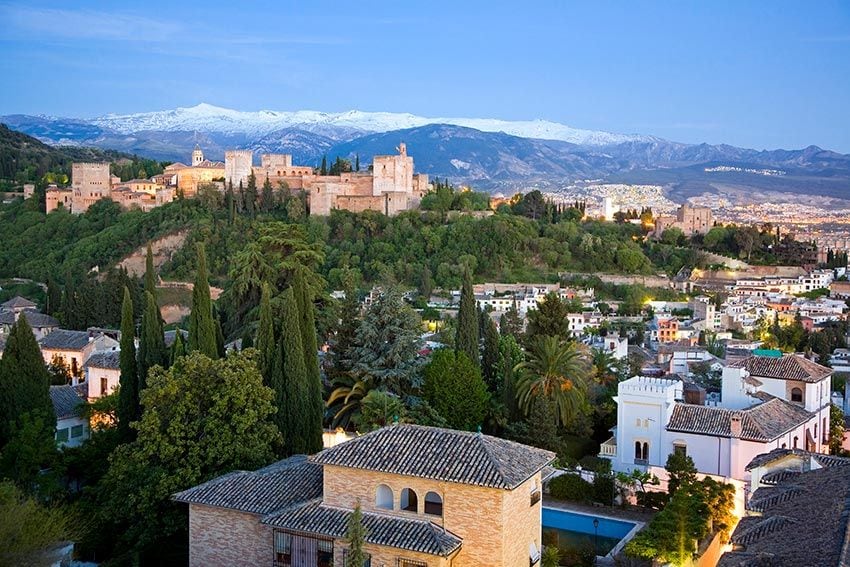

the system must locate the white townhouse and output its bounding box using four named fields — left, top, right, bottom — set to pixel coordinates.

left=601, top=353, right=832, bottom=481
